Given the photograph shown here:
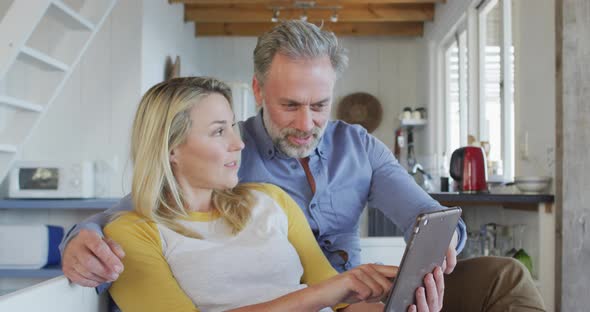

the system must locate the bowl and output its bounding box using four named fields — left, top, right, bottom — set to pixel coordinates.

left=513, top=176, right=552, bottom=194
